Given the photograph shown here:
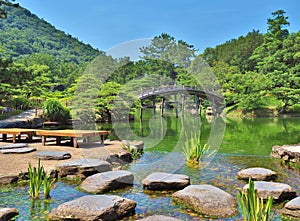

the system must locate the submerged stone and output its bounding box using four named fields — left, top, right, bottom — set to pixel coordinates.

left=0, top=175, right=18, bottom=185
left=282, top=196, right=300, bottom=218
left=0, top=208, right=19, bottom=221
left=137, top=215, right=182, bottom=221
left=48, top=195, right=136, bottom=221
